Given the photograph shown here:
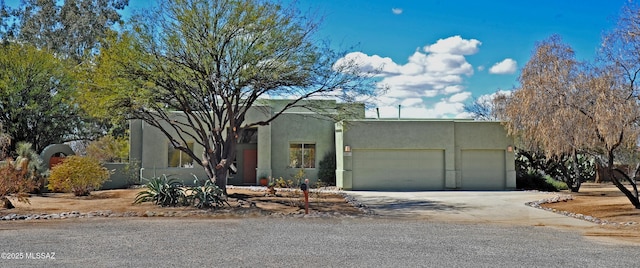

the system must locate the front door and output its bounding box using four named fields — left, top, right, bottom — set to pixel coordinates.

left=242, top=148, right=258, bottom=184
